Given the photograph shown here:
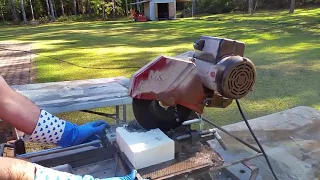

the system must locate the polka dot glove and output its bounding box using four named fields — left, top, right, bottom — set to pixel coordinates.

left=34, top=163, right=139, bottom=180
left=24, top=109, right=109, bottom=148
